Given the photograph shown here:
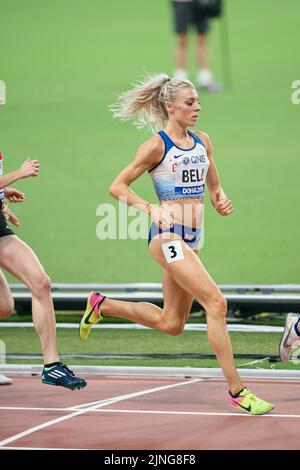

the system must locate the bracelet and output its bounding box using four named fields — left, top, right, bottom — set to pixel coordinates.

left=145, top=201, right=151, bottom=214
